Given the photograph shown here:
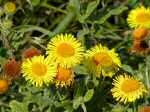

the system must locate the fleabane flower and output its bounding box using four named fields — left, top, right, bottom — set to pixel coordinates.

left=22, top=55, right=56, bottom=87
left=111, top=75, right=147, bottom=104
left=85, top=44, right=121, bottom=77
left=127, top=6, right=150, bottom=28
left=54, top=66, right=74, bottom=87
left=46, top=34, right=84, bottom=68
